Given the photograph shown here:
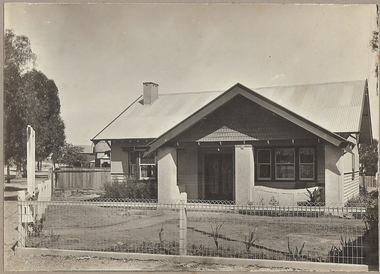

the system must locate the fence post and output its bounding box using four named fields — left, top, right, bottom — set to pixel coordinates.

left=179, top=200, right=187, bottom=256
